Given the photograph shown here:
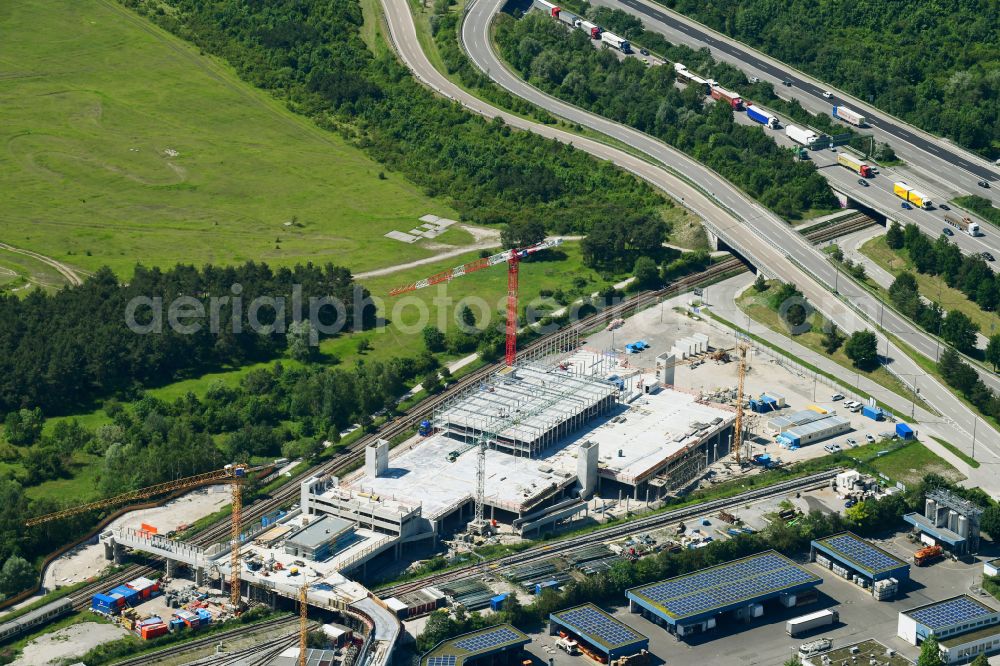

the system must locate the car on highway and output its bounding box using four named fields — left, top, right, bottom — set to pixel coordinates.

left=639, top=48, right=649, bottom=55
left=901, top=201, right=912, bottom=209
left=846, top=438, right=858, bottom=447
left=983, top=252, right=996, bottom=262
left=943, top=227, right=954, bottom=236
left=749, top=76, right=759, bottom=83
left=822, top=90, right=832, bottom=98
left=824, top=443, right=842, bottom=454
left=858, top=178, right=869, bottom=187
left=866, top=434, right=876, bottom=443
left=979, top=180, right=991, bottom=188
left=783, top=78, right=793, bottom=86
left=939, top=203, right=950, bottom=210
